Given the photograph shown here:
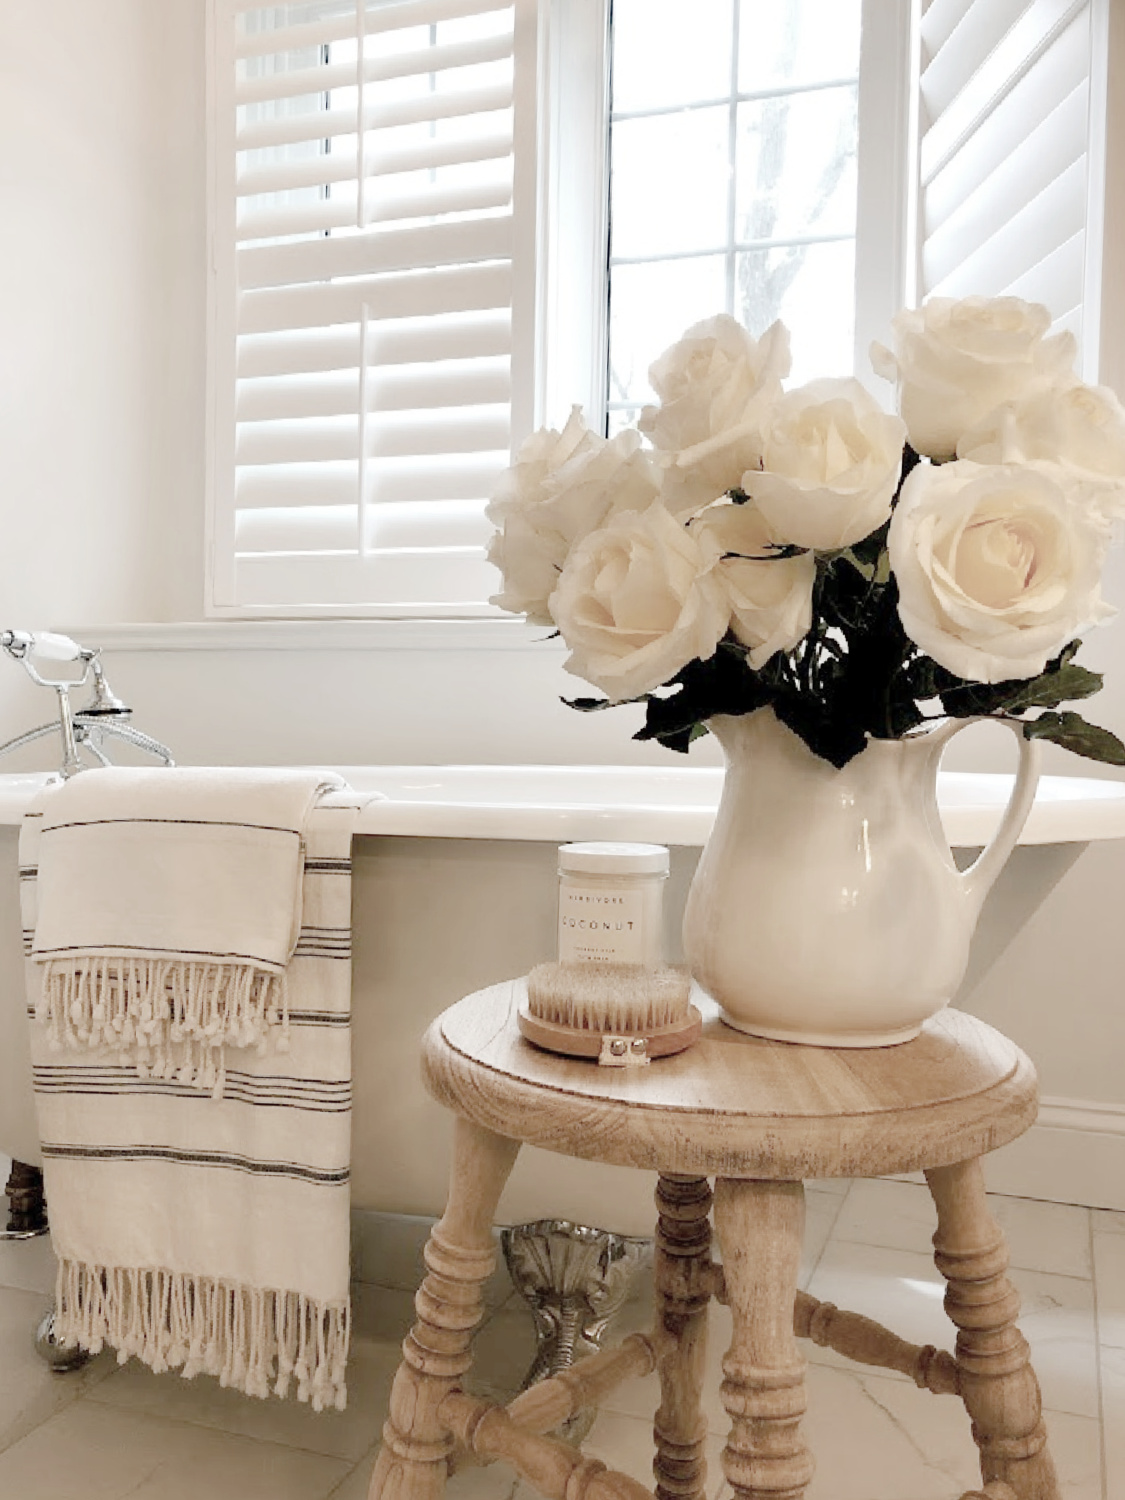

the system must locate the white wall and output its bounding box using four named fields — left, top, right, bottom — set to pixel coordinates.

left=0, top=1, right=1123, bottom=1209
left=0, top=0, right=206, bottom=631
